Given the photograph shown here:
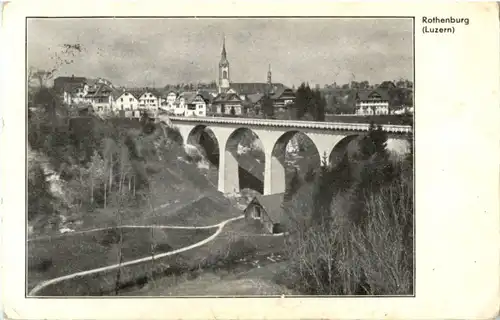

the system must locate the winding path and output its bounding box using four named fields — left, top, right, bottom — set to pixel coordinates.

left=28, top=215, right=244, bottom=296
